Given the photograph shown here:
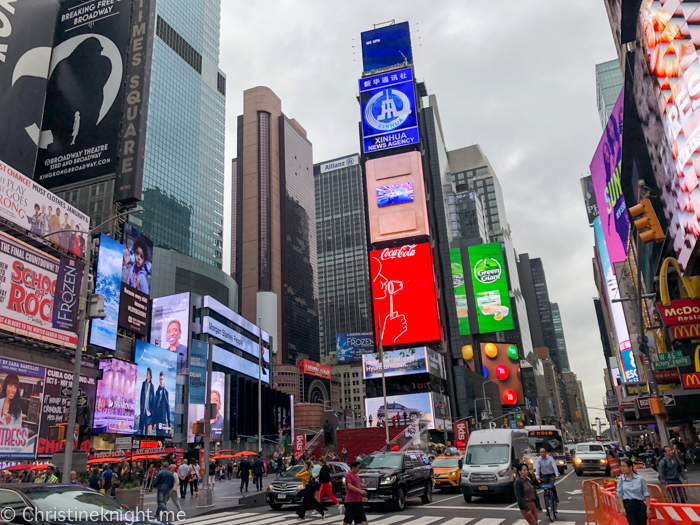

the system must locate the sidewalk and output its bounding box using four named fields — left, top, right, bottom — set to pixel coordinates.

left=636, top=463, right=700, bottom=484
